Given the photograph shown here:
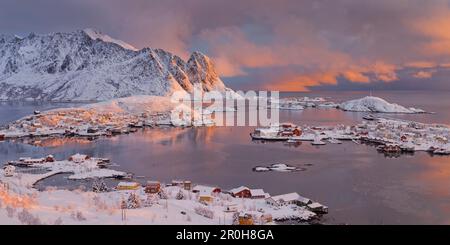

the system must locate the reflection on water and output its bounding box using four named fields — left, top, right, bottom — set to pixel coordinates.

left=1, top=91, right=450, bottom=224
